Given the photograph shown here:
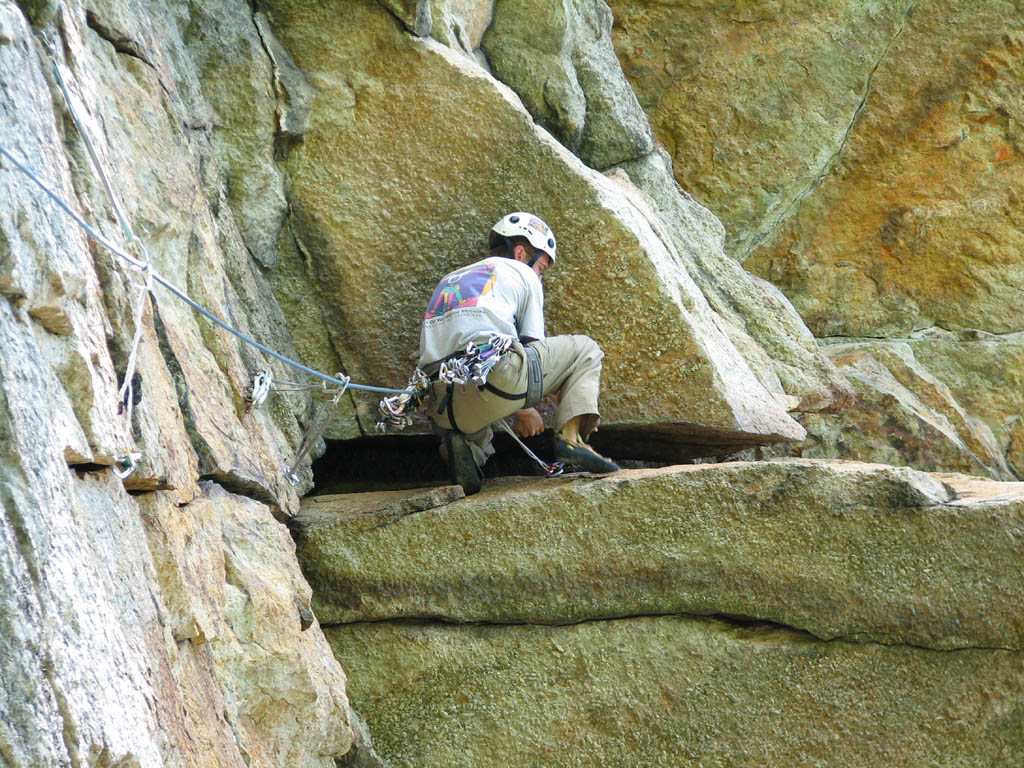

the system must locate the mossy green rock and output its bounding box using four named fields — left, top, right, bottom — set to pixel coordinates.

left=325, top=616, right=1024, bottom=767
left=296, top=460, right=1024, bottom=651
left=483, top=0, right=654, bottom=169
